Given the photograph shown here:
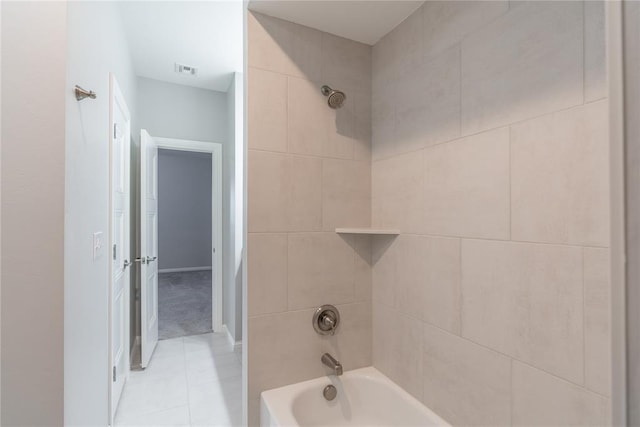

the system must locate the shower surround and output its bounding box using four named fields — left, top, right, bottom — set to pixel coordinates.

left=371, top=1, right=609, bottom=425
left=247, top=1, right=611, bottom=425
left=247, top=11, right=373, bottom=426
